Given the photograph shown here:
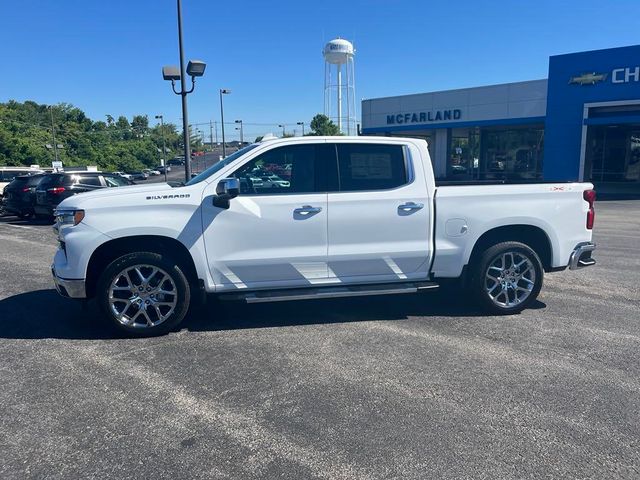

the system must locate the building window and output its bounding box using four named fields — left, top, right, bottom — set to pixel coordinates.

left=585, top=124, right=640, bottom=184
left=479, top=126, right=544, bottom=181
left=448, top=128, right=480, bottom=180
